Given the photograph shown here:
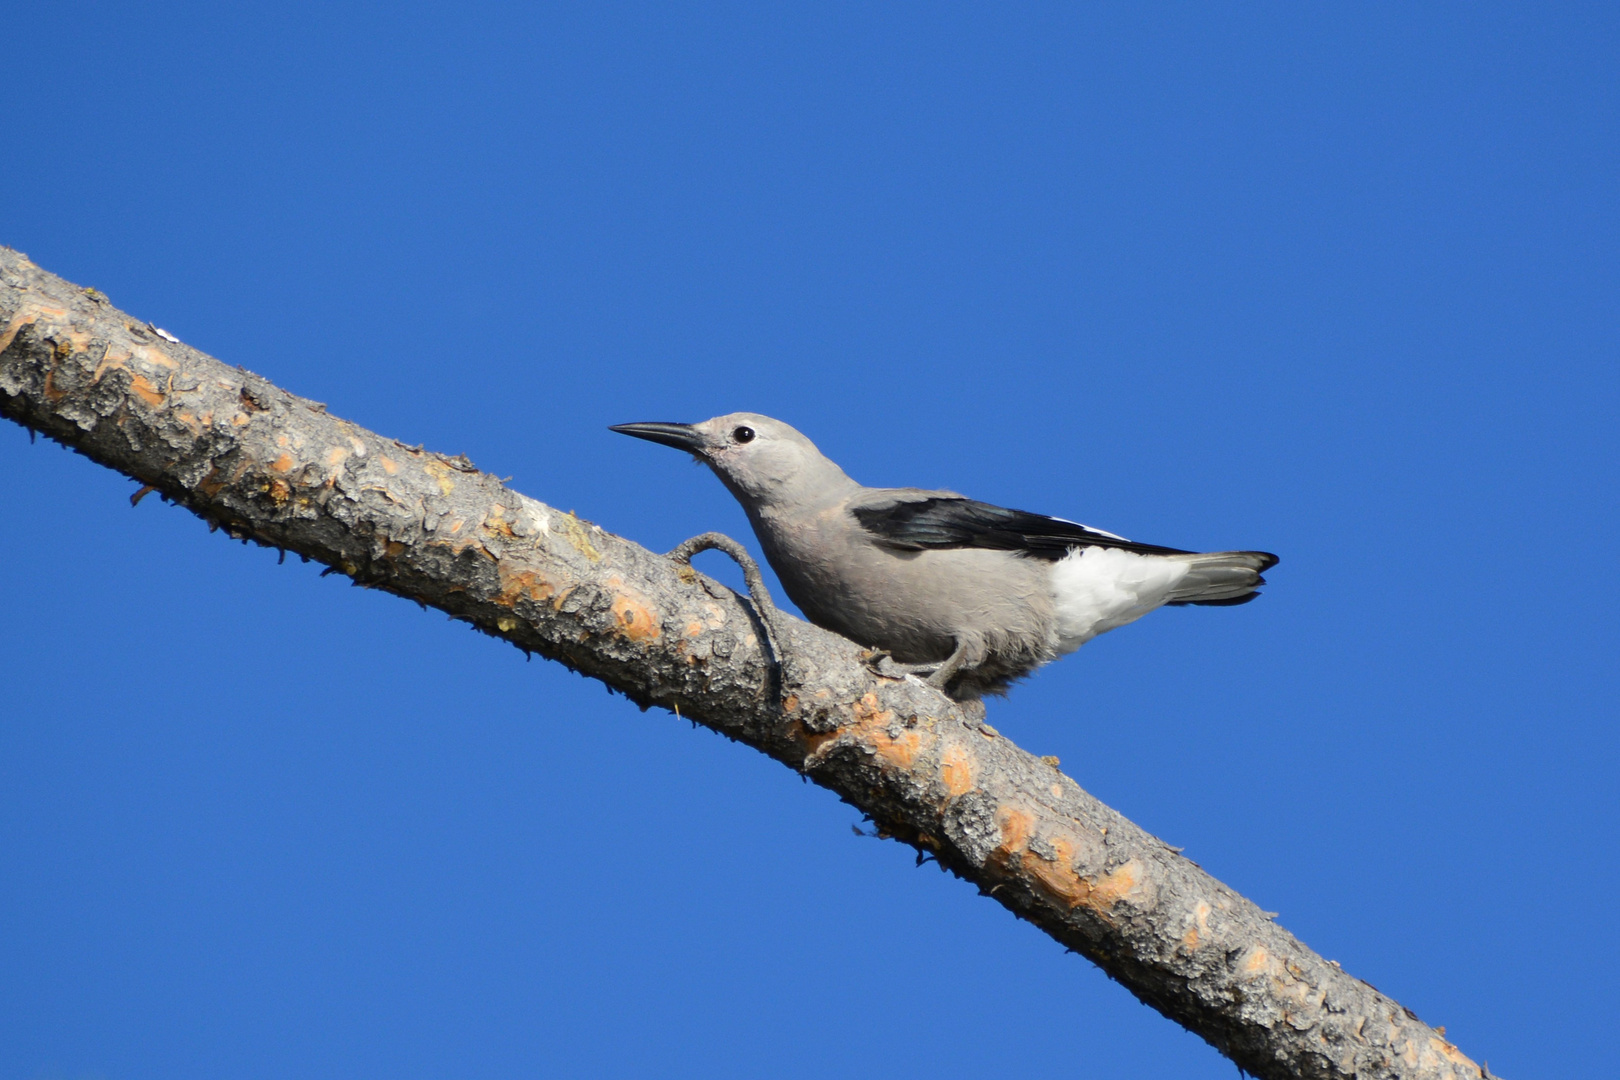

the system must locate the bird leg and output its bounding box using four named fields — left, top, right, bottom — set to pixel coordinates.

left=923, top=638, right=973, bottom=691
left=866, top=639, right=973, bottom=694
left=666, top=532, right=785, bottom=690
